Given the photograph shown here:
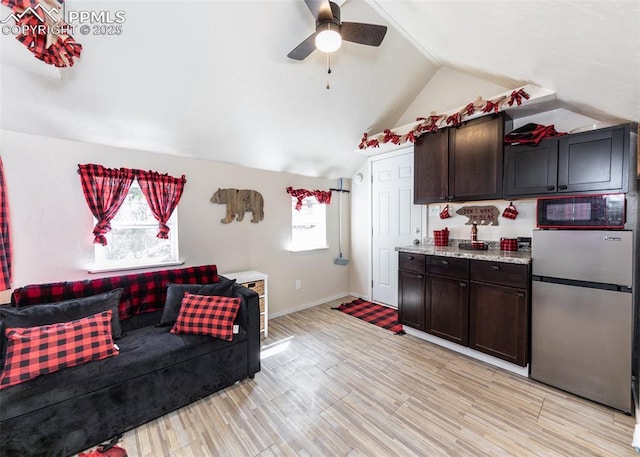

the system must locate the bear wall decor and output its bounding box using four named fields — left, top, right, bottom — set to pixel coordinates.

left=455, top=205, right=500, bottom=226
left=210, top=188, right=264, bottom=223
